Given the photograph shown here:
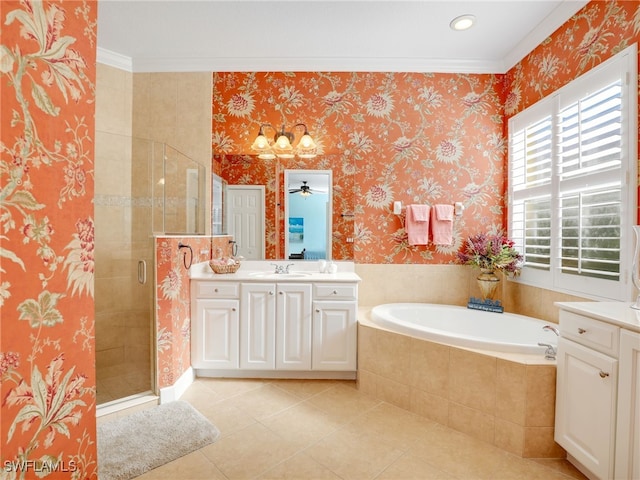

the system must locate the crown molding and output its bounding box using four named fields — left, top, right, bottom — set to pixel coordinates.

left=100, top=55, right=504, bottom=74
left=502, top=0, right=589, bottom=72
left=97, top=48, right=133, bottom=72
